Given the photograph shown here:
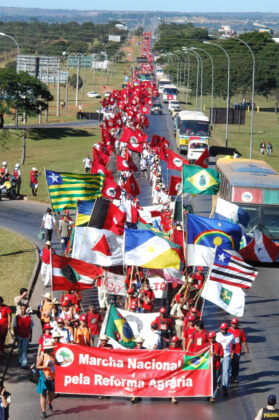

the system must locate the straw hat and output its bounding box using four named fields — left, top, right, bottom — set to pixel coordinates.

left=43, top=292, right=52, bottom=300
left=135, top=337, right=144, bottom=344
left=43, top=339, right=56, bottom=350
left=100, top=335, right=109, bottom=341
left=52, top=331, right=62, bottom=339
